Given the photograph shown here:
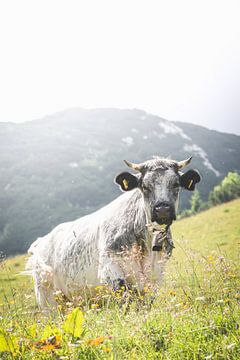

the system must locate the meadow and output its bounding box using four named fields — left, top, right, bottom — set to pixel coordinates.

left=0, top=199, right=240, bottom=359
